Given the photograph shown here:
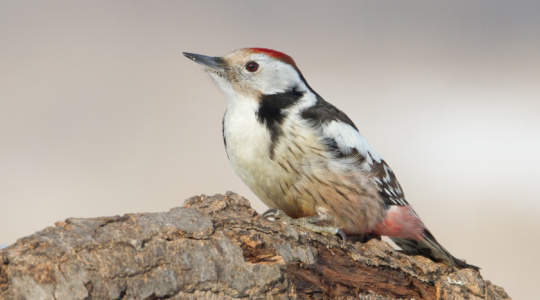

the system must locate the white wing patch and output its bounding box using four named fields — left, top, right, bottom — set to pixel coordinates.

left=320, top=120, right=408, bottom=206
left=321, top=121, right=382, bottom=165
